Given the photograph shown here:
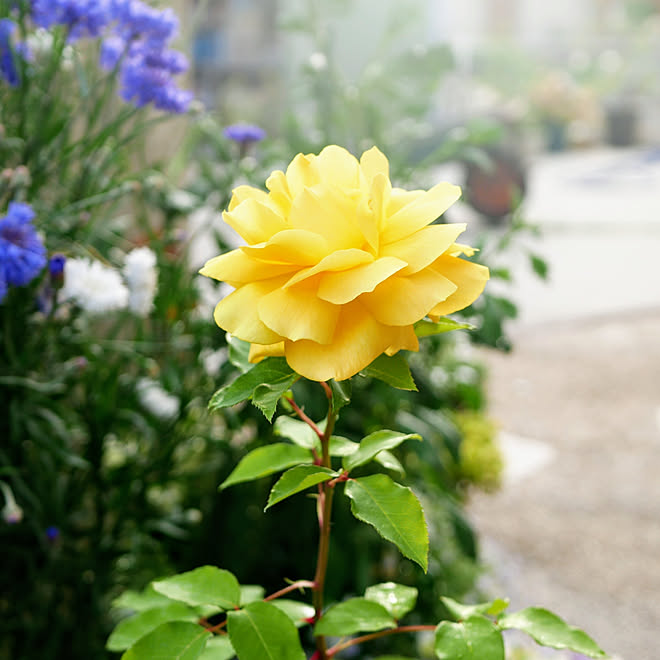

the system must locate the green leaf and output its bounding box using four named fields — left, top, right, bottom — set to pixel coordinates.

left=194, top=604, right=224, bottom=620
left=441, top=596, right=509, bottom=621
left=344, top=475, right=429, bottom=572
left=498, top=608, right=607, bottom=658
left=198, top=635, right=235, bottom=660
left=314, top=598, right=396, bottom=636
left=529, top=253, right=549, bottom=280
left=112, top=585, right=175, bottom=613
left=220, top=444, right=312, bottom=490
left=269, top=599, right=315, bottom=627
left=239, top=585, right=265, bottom=606
left=226, top=334, right=252, bottom=373
left=265, top=465, right=338, bottom=510
left=273, top=416, right=318, bottom=450
left=343, top=430, right=420, bottom=472
left=330, top=379, right=352, bottom=413
left=108, top=604, right=198, bottom=652
left=361, top=353, right=417, bottom=391
left=374, top=449, right=405, bottom=475
left=434, top=616, right=504, bottom=660
left=121, top=621, right=211, bottom=660
left=209, top=357, right=299, bottom=421
left=328, top=435, right=359, bottom=456
left=364, top=583, right=418, bottom=620
left=227, top=601, right=305, bottom=660
left=414, top=318, right=475, bottom=337
left=153, top=567, right=241, bottom=610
